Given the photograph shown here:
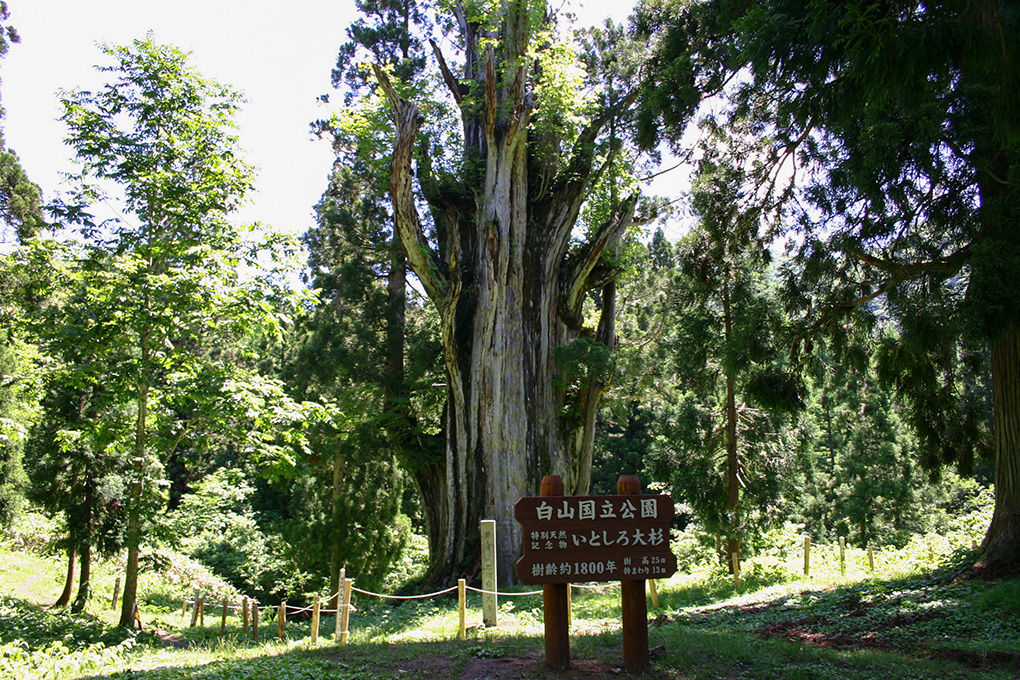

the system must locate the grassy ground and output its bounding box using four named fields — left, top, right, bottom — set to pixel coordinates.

left=2, top=538, right=1019, bottom=679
